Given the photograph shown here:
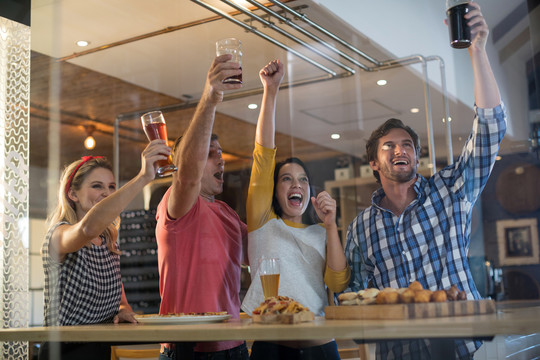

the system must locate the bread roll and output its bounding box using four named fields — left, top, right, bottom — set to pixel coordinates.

left=413, top=289, right=432, bottom=303
left=338, top=292, right=358, bottom=303
left=399, top=289, right=416, bottom=304
left=361, top=288, right=380, bottom=299
left=376, top=290, right=399, bottom=304
left=446, top=285, right=459, bottom=301
left=431, top=290, right=447, bottom=303
left=408, top=281, right=423, bottom=291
